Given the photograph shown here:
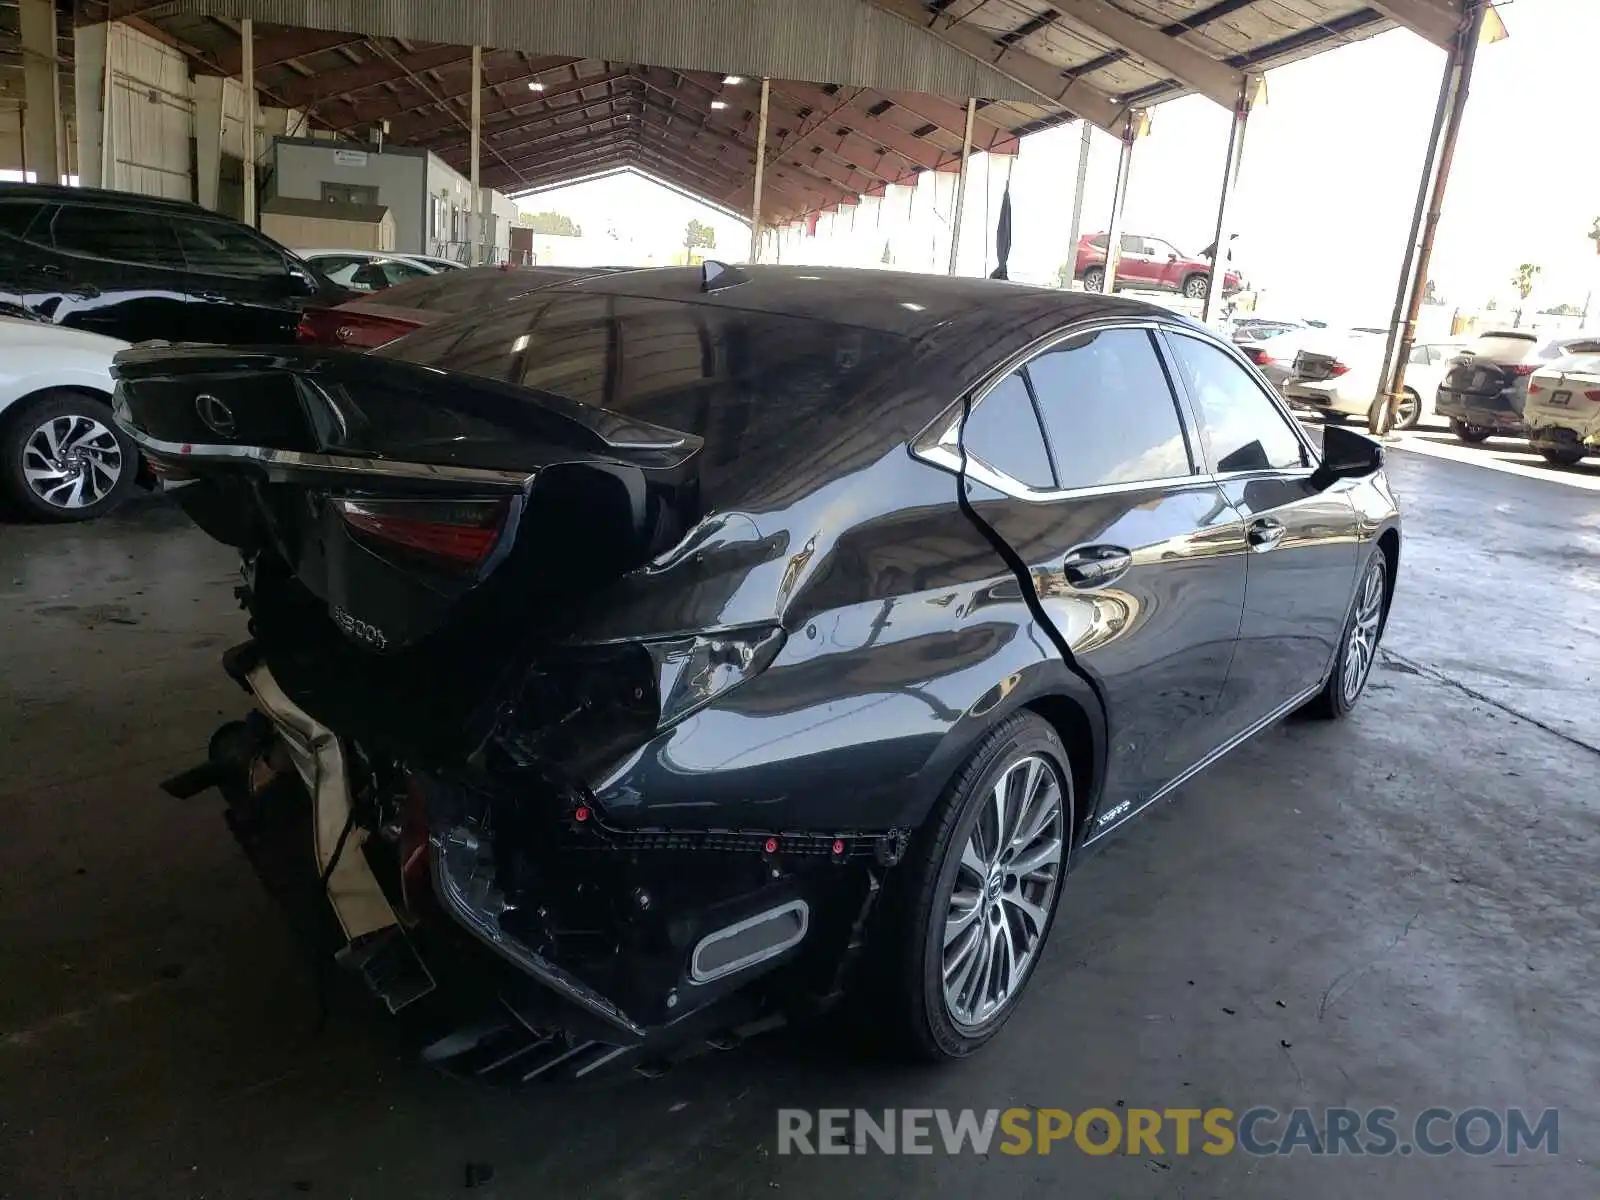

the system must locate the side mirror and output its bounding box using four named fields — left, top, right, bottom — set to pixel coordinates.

left=285, top=265, right=319, bottom=296
left=1311, top=424, right=1383, bottom=490
left=1167, top=253, right=1178, bottom=262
